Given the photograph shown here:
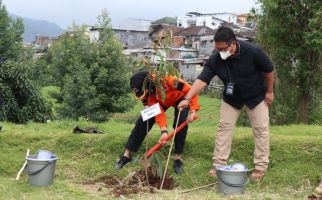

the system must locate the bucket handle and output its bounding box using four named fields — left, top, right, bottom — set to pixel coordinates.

left=27, top=161, right=52, bottom=175
left=217, top=173, right=249, bottom=187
